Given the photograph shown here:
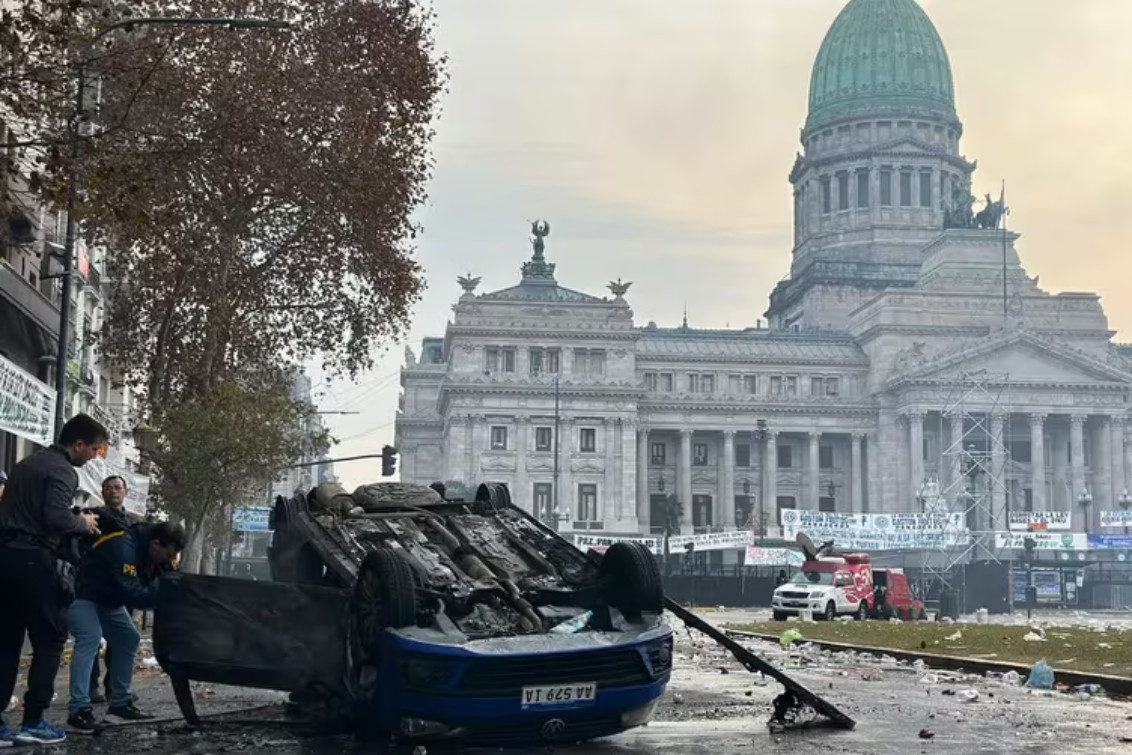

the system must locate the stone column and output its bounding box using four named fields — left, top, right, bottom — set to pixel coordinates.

left=471, top=415, right=485, bottom=480
left=806, top=431, right=820, bottom=510
left=949, top=416, right=964, bottom=492
left=679, top=429, right=693, bottom=534
left=1095, top=416, right=1113, bottom=533
left=721, top=430, right=736, bottom=530
left=1112, top=417, right=1126, bottom=505
left=851, top=432, right=864, bottom=513
left=1070, top=414, right=1086, bottom=526
left=515, top=415, right=530, bottom=511
left=1124, top=424, right=1132, bottom=499
left=620, top=419, right=639, bottom=531
left=989, top=414, right=1006, bottom=530
left=908, top=412, right=925, bottom=508
left=1030, top=413, right=1046, bottom=512
left=443, top=413, right=463, bottom=482
left=603, top=418, right=617, bottom=524
left=764, top=430, right=779, bottom=532
left=637, top=427, right=650, bottom=530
